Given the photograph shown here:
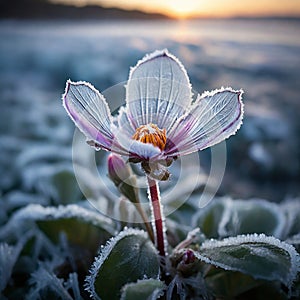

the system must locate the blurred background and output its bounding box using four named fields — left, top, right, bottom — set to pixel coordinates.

left=0, top=0, right=300, bottom=209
